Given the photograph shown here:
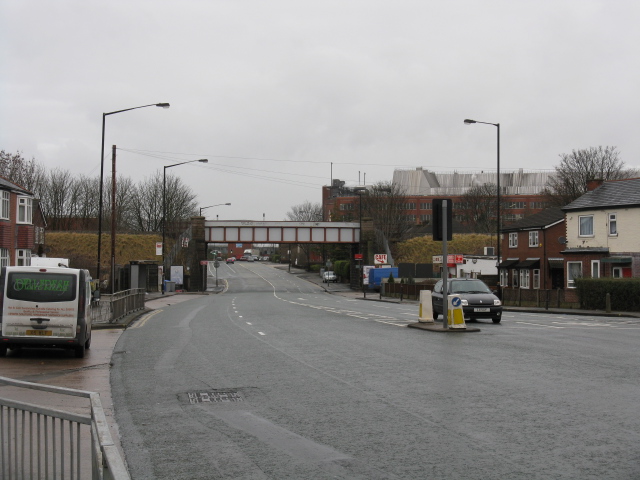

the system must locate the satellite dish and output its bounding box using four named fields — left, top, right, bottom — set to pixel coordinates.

left=558, top=236, right=567, bottom=244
